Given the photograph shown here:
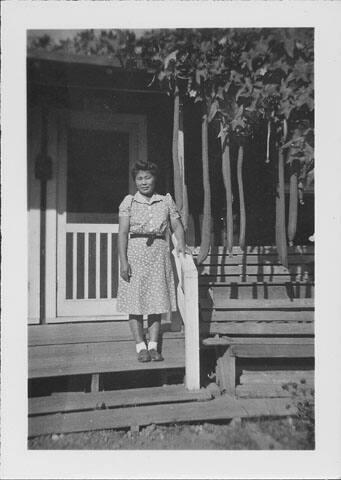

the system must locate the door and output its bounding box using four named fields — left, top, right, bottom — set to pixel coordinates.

left=56, top=111, right=147, bottom=320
